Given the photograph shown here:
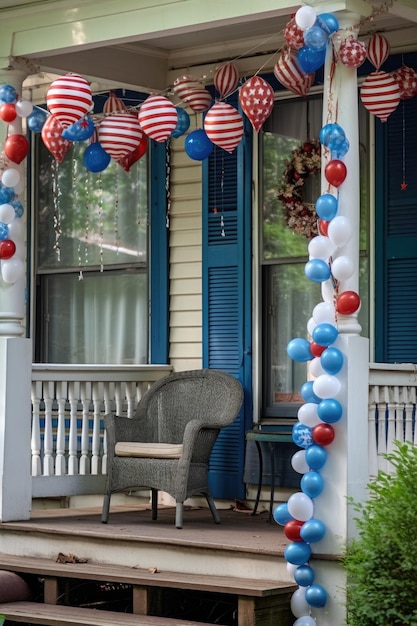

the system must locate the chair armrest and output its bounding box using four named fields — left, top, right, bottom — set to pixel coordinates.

left=181, top=419, right=220, bottom=462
